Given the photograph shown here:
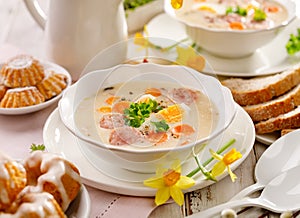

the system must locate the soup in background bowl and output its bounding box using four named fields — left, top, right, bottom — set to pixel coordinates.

left=165, top=0, right=296, bottom=58
left=58, top=63, right=237, bottom=173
